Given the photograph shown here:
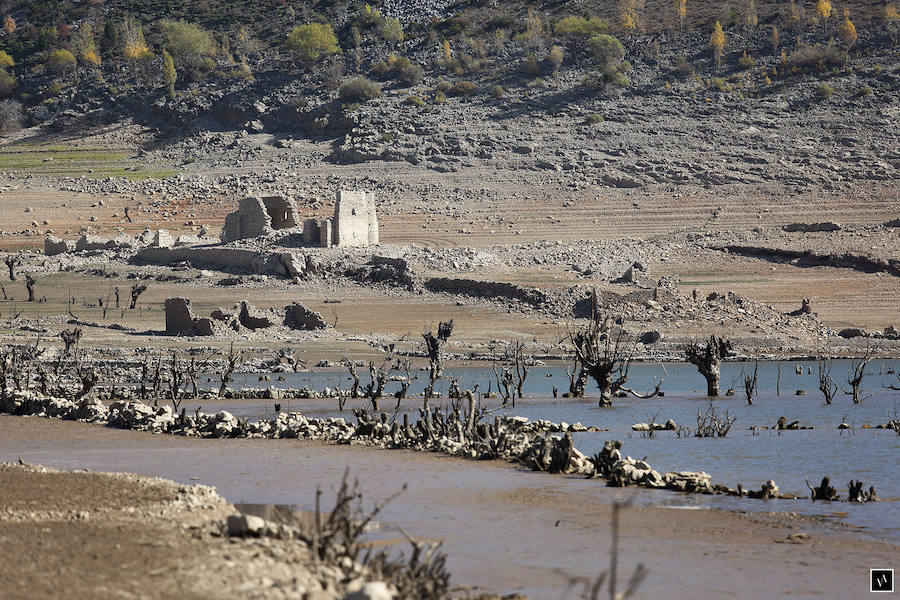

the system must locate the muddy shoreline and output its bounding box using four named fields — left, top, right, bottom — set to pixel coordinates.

left=2, top=415, right=897, bottom=598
